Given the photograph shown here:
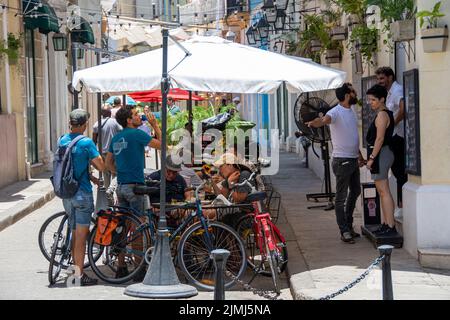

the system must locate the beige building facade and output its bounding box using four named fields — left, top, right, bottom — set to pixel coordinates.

left=238, top=0, right=450, bottom=269
left=0, top=0, right=101, bottom=189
